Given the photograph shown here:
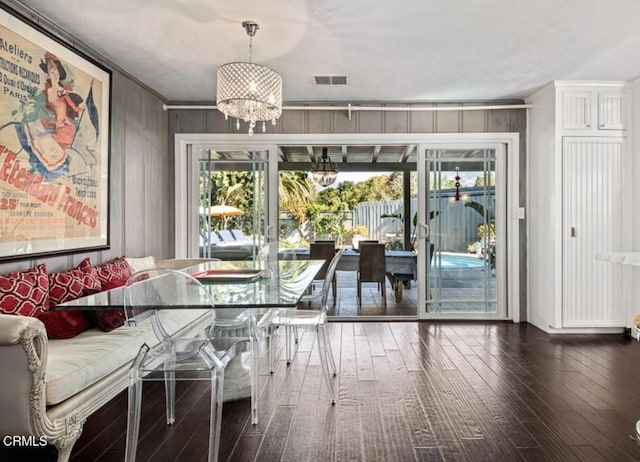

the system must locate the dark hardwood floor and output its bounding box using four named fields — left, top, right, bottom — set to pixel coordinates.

left=6, top=322, right=640, bottom=462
